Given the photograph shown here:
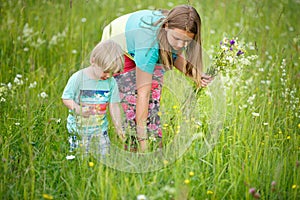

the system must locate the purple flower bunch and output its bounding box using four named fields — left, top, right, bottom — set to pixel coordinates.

left=206, top=37, right=246, bottom=77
